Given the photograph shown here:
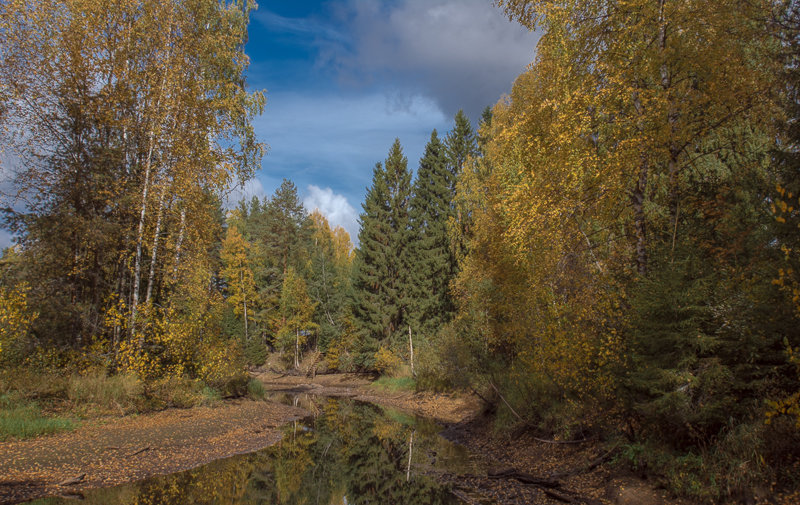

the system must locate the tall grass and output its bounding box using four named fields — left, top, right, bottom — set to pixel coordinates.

left=0, top=394, right=76, bottom=441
